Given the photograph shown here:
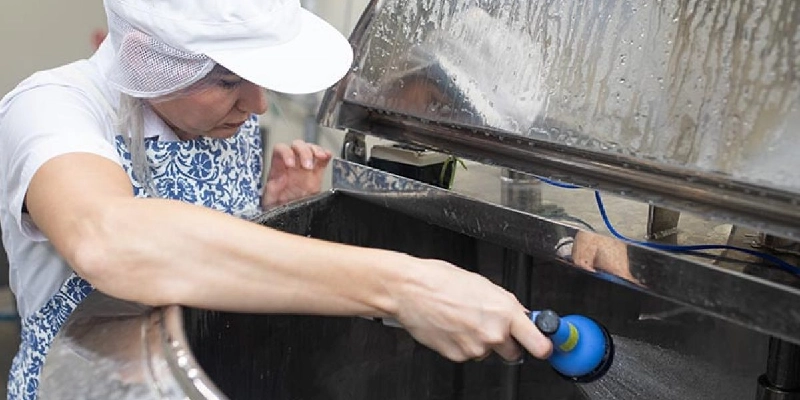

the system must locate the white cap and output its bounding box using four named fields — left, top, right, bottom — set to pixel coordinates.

left=103, top=0, right=354, bottom=96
